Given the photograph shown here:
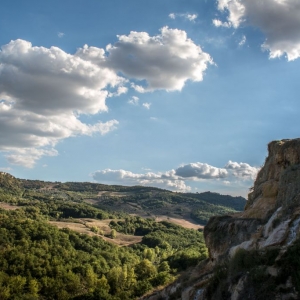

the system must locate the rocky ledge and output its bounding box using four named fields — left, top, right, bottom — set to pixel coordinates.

left=205, top=139, right=300, bottom=261
left=142, top=139, right=300, bottom=300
